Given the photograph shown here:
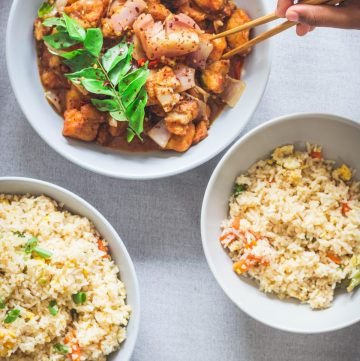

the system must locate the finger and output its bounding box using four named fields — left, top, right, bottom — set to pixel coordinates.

left=285, top=3, right=360, bottom=29
left=309, top=26, right=316, bottom=32
left=276, top=0, right=294, bottom=17
left=296, top=23, right=311, bottom=36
